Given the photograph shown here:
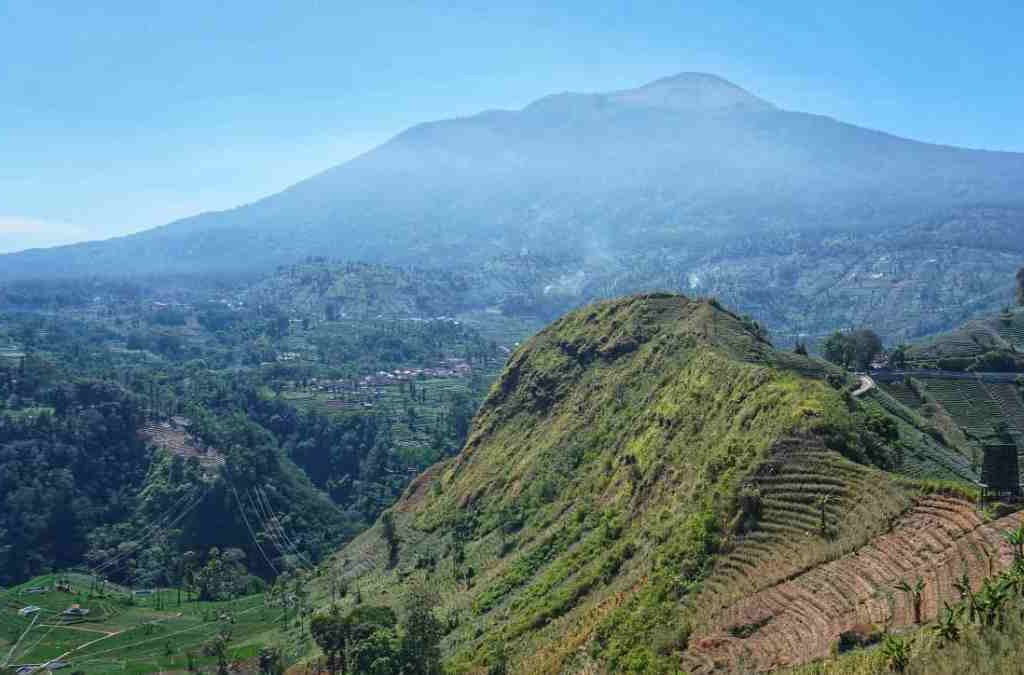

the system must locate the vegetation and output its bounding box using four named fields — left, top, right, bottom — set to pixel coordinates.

left=0, top=266, right=509, bottom=589
left=903, top=303, right=1024, bottom=372
left=3, top=278, right=1022, bottom=673
left=0, top=573, right=283, bottom=674
left=789, top=545, right=1024, bottom=675
left=822, top=329, right=883, bottom=370
left=323, top=294, right=965, bottom=673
